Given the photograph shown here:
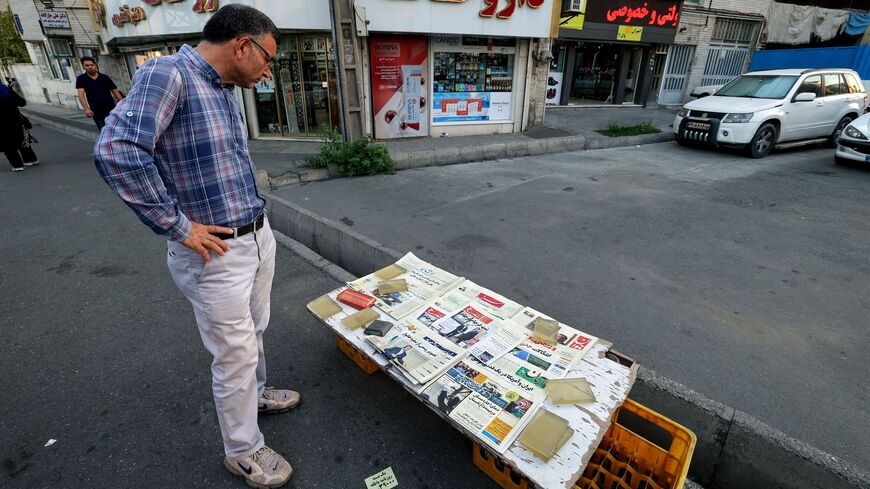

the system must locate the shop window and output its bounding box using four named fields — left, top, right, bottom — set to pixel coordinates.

left=32, top=42, right=57, bottom=80
left=433, top=53, right=513, bottom=93
left=430, top=36, right=517, bottom=124
left=47, top=37, right=75, bottom=80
